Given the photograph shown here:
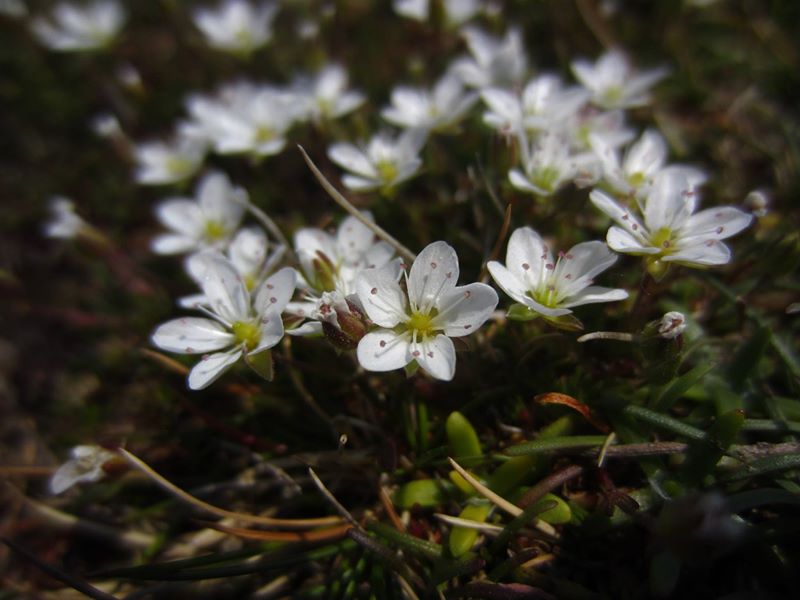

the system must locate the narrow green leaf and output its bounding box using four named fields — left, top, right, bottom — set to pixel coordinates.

left=367, top=522, right=442, bottom=561
left=682, top=409, right=745, bottom=486
left=503, top=435, right=608, bottom=456
left=623, top=405, right=706, bottom=441
left=728, top=488, right=800, bottom=513
left=446, top=411, right=483, bottom=459
left=721, top=454, right=800, bottom=482
left=652, top=363, right=715, bottom=412
left=728, top=326, right=770, bottom=390
left=448, top=503, right=491, bottom=557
